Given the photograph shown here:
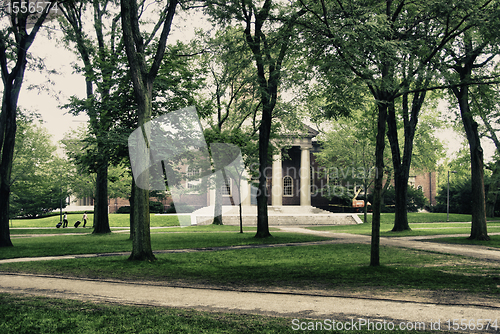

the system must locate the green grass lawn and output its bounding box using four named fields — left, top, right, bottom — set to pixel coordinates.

left=308, top=213, right=500, bottom=237
left=0, top=231, right=330, bottom=260
left=431, top=234, right=500, bottom=248
left=9, top=213, right=184, bottom=228
left=153, top=225, right=278, bottom=233
left=360, top=212, right=476, bottom=224
left=2, top=242, right=499, bottom=296
left=10, top=228, right=97, bottom=235
left=0, top=294, right=436, bottom=334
